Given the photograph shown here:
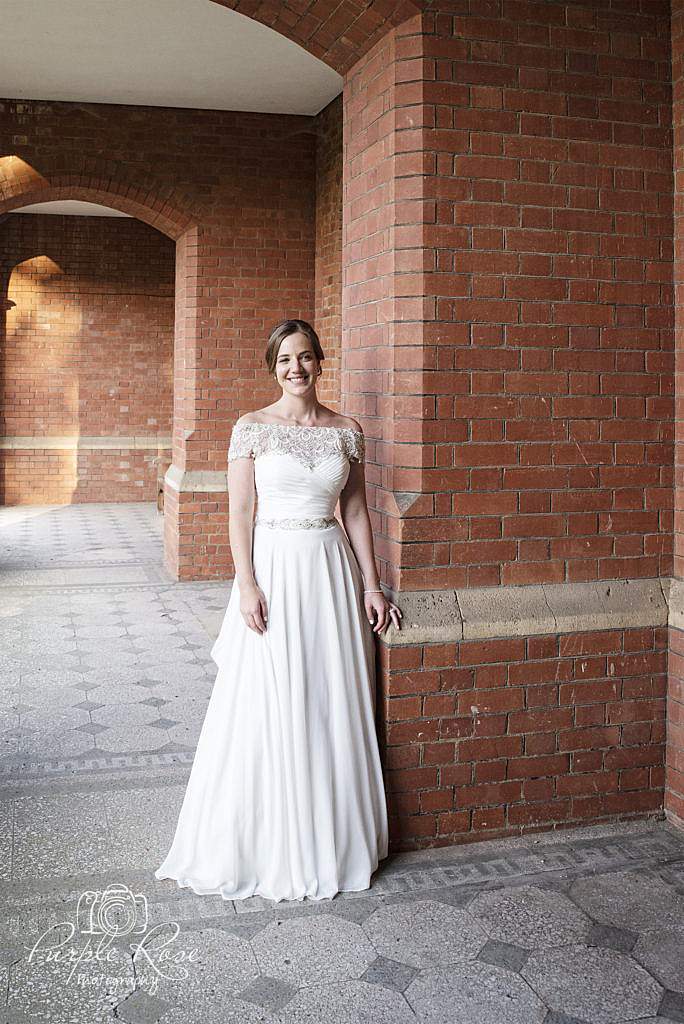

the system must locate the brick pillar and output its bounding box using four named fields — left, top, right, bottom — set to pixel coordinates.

left=343, top=4, right=673, bottom=850
left=343, top=13, right=433, bottom=595
left=668, top=0, right=684, bottom=827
